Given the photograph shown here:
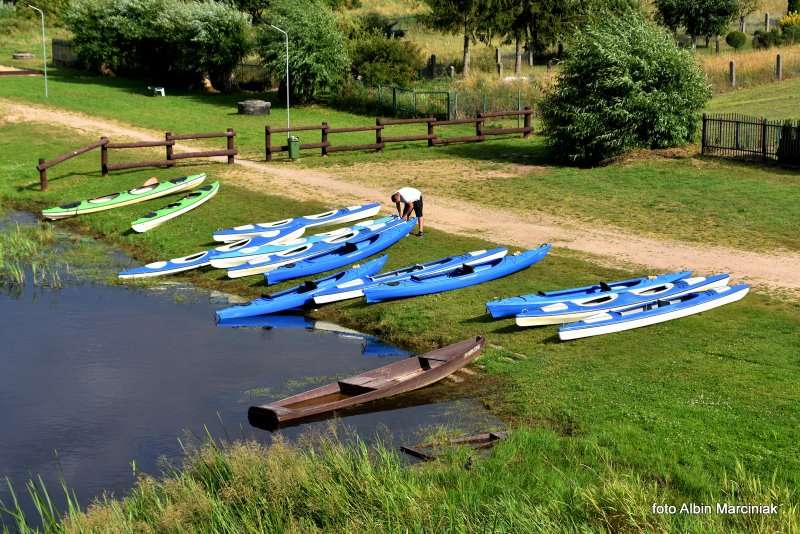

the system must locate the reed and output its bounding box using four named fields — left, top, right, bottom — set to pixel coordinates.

left=2, top=432, right=796, bottom=532
left=0, top=223, right=63, bottom=287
